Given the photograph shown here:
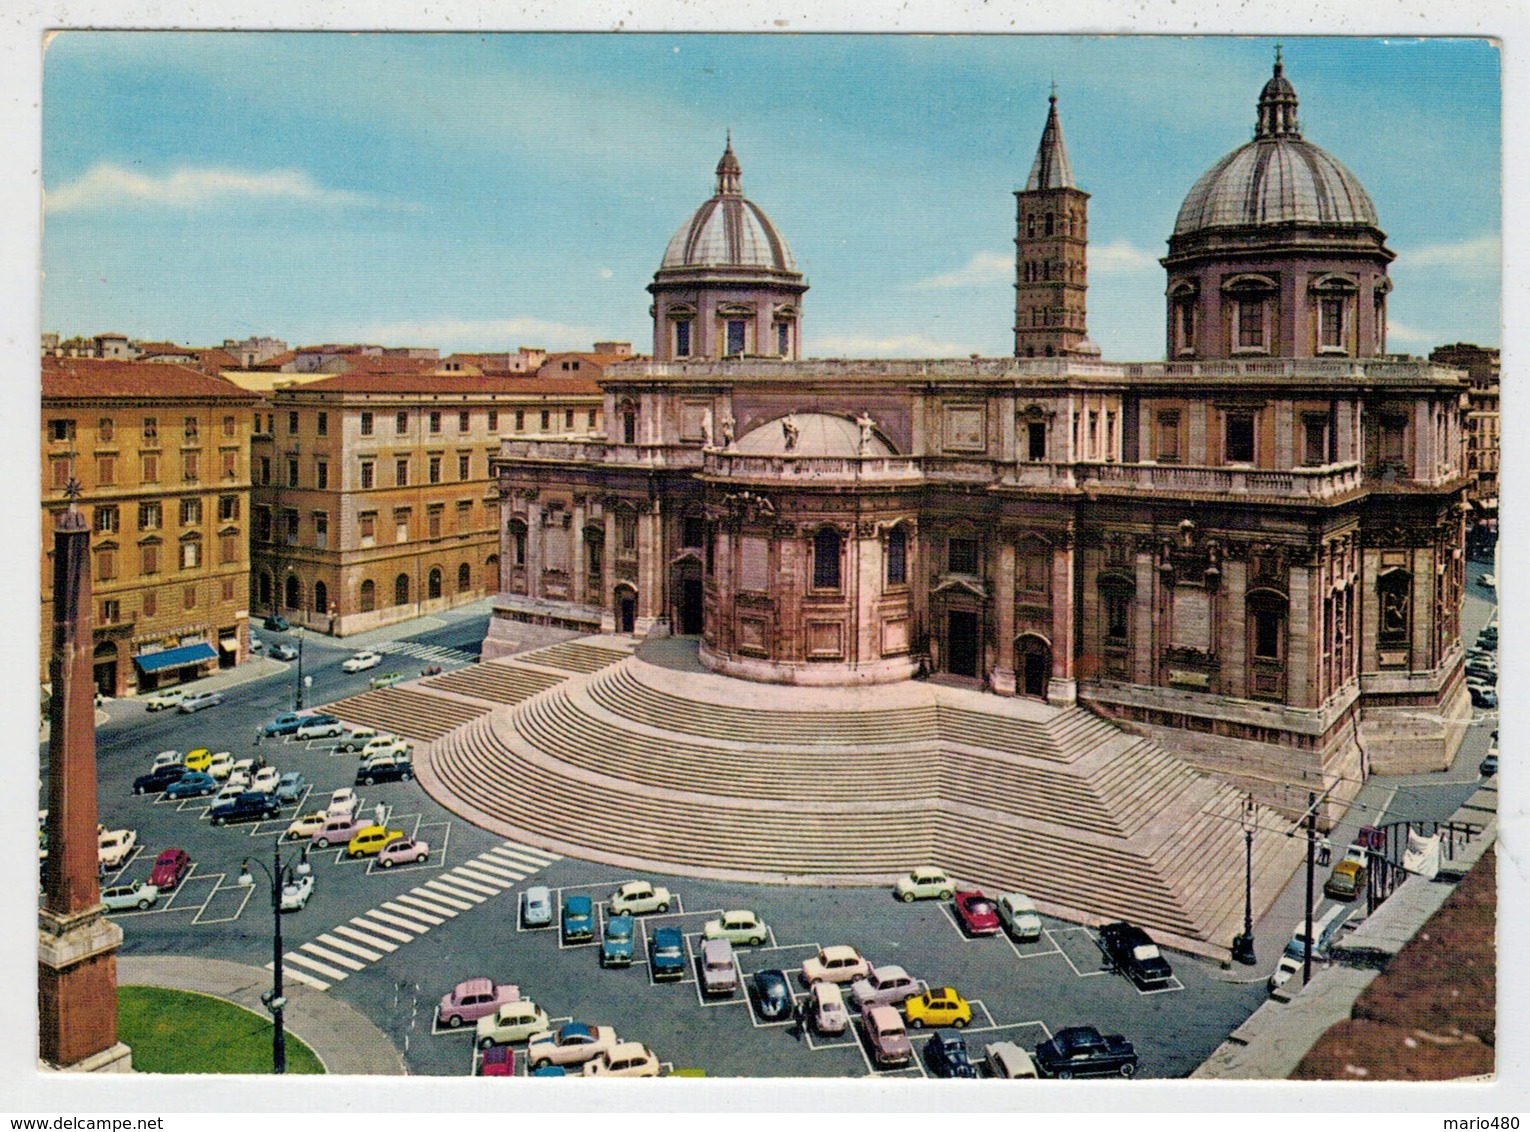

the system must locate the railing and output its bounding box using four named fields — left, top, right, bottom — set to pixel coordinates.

left=1365, top=819, right=1485, bottom=914
left=497, top=439, right=705, bottom=469
left=701, top=452, right=923, bottom=481
left=1076, top=461, right=1363, bottom=499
